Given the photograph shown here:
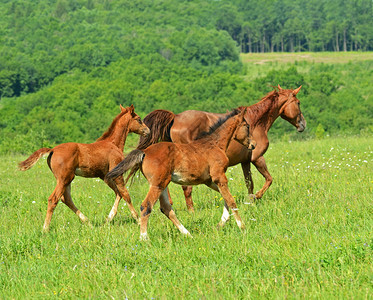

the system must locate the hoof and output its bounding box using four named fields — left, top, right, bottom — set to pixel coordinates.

left=244, top=194, right=256, bottom=205
left=139, top=232, right=150, bottom=241
left=86, top=222, right=94, bottom=229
